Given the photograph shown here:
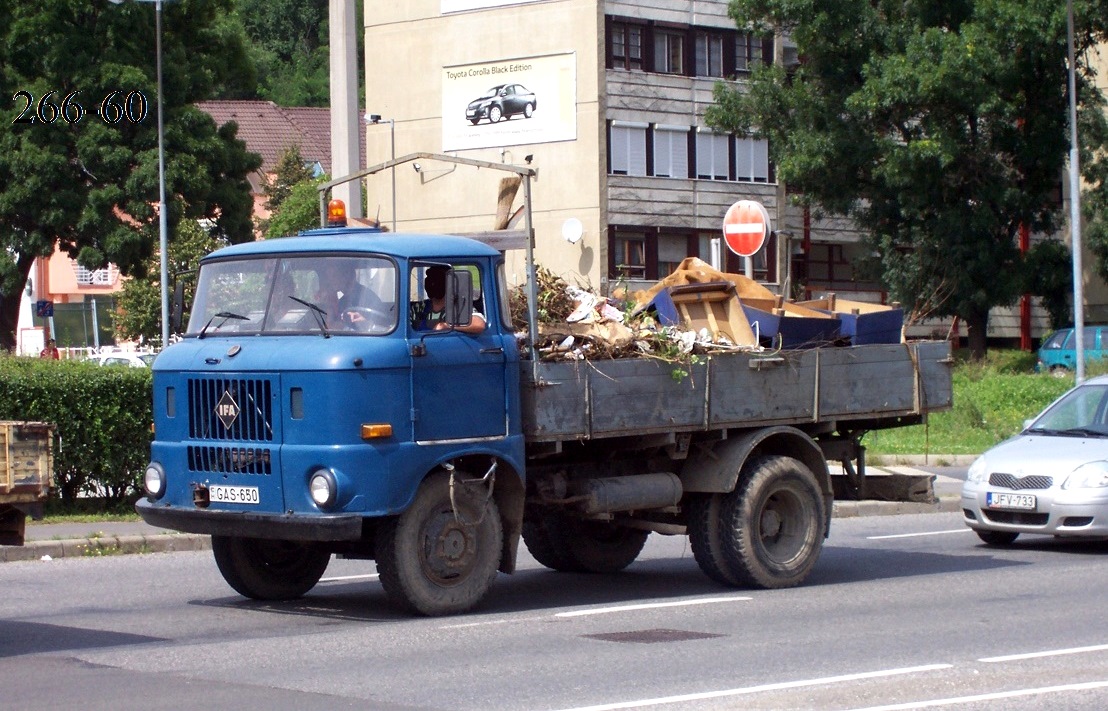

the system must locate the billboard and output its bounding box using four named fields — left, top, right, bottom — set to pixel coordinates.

left=442, top=53, right=576, bottom=152
left=442, top=0, right=545, bottom=13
